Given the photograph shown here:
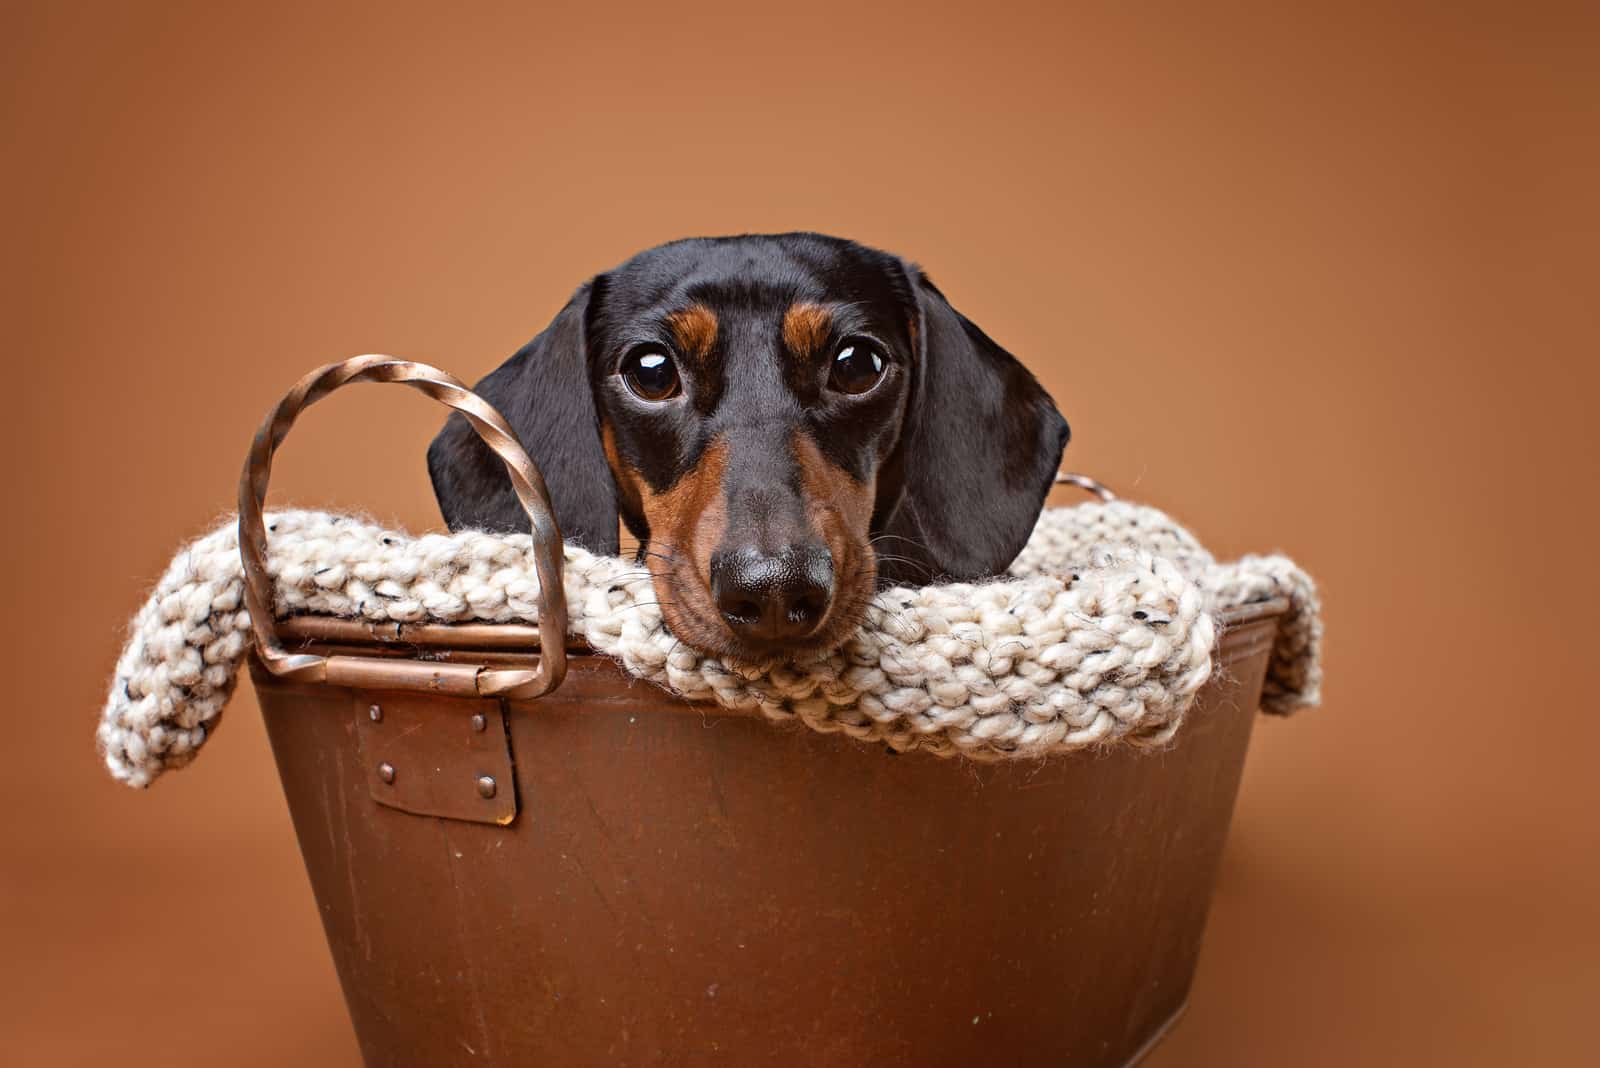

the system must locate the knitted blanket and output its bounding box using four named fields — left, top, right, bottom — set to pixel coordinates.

left=99, top=501, right=1321, bottom=788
